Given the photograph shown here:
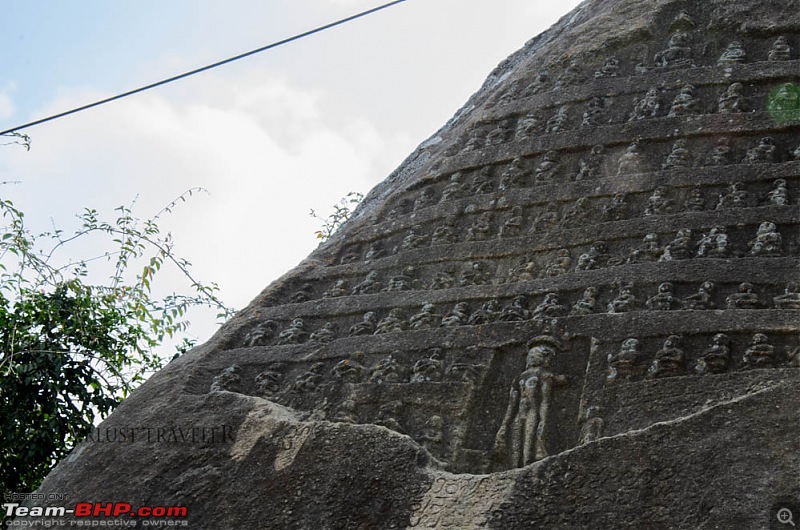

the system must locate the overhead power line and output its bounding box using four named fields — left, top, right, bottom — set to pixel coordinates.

left=0, top=0, right=407, bottom=137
